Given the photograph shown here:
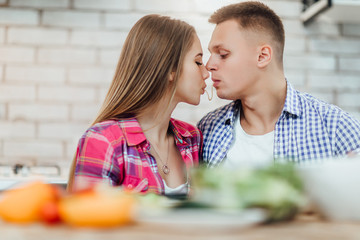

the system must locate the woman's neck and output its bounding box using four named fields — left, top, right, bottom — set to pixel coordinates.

left=137, top=96, right=177, bottom=144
